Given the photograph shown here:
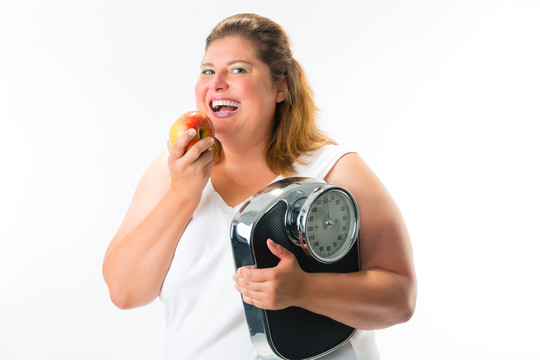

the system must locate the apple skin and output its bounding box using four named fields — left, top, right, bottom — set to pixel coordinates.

left=169, top=111, right=215, bottom=151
